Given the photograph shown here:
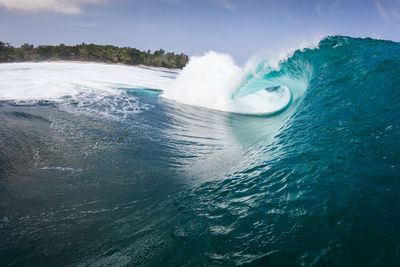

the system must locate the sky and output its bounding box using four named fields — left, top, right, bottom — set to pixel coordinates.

left=1, top=0, right=400, bottom=63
